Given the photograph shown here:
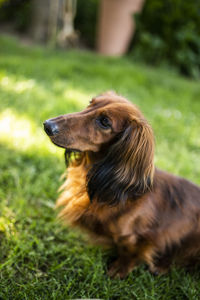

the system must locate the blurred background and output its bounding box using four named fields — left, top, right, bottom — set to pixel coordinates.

left=0, top=0, right=200, bottom=77
left=0, top=1, right=200, bottom=299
